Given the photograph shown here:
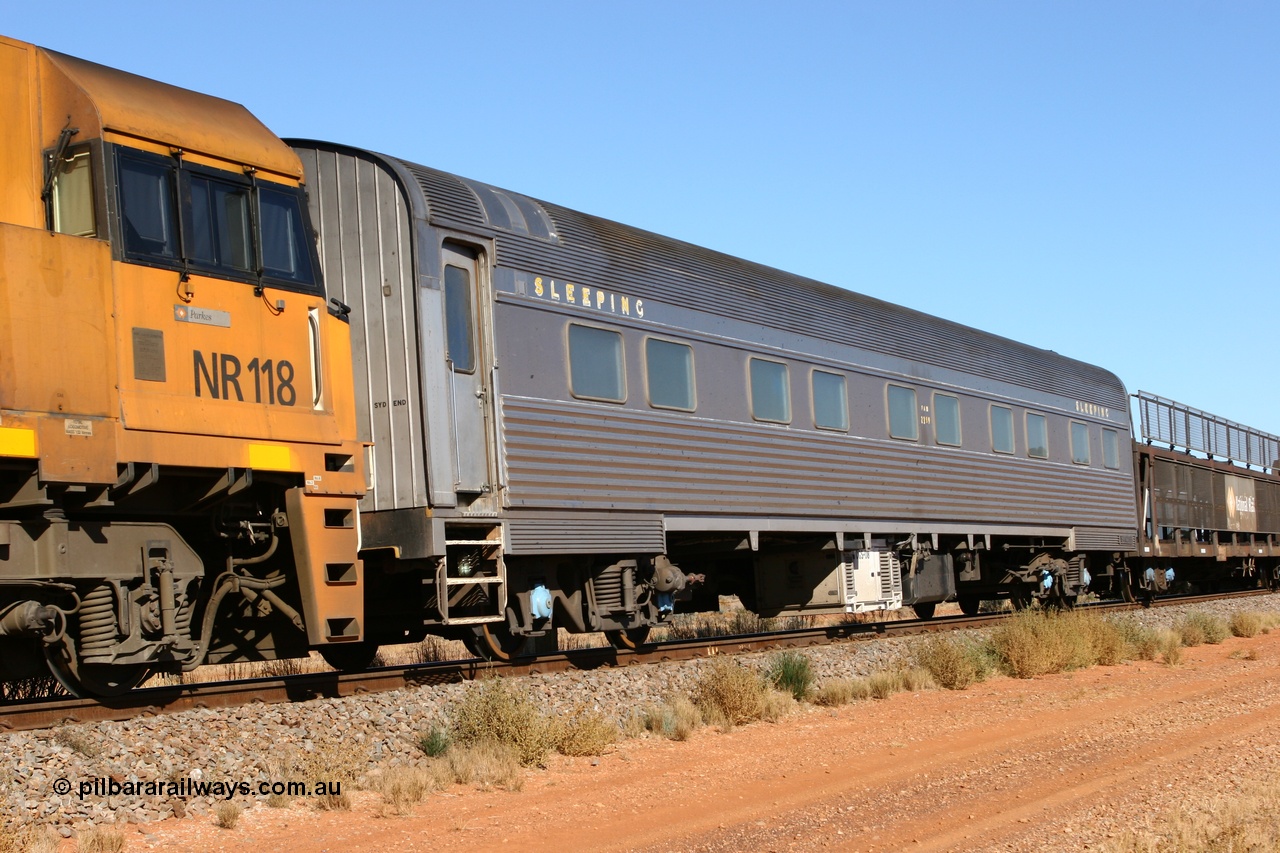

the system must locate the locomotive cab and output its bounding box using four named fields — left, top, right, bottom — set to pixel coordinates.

left=0, top=38, right=365, bottom=696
